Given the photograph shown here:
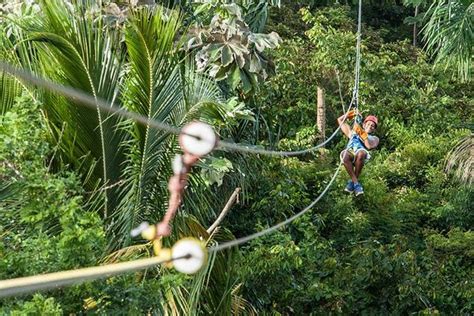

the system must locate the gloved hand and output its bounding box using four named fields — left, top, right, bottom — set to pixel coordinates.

left=346, top=109, right=358, bottom=120
left=354, top=124, right=368, bottom=141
